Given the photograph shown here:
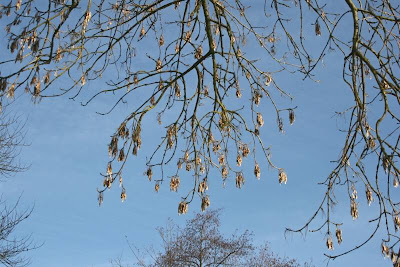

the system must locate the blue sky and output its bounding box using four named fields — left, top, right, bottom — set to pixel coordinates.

left=0, top=59, right=388, bottom=267
left=0, top=1, right=395, bottom=267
